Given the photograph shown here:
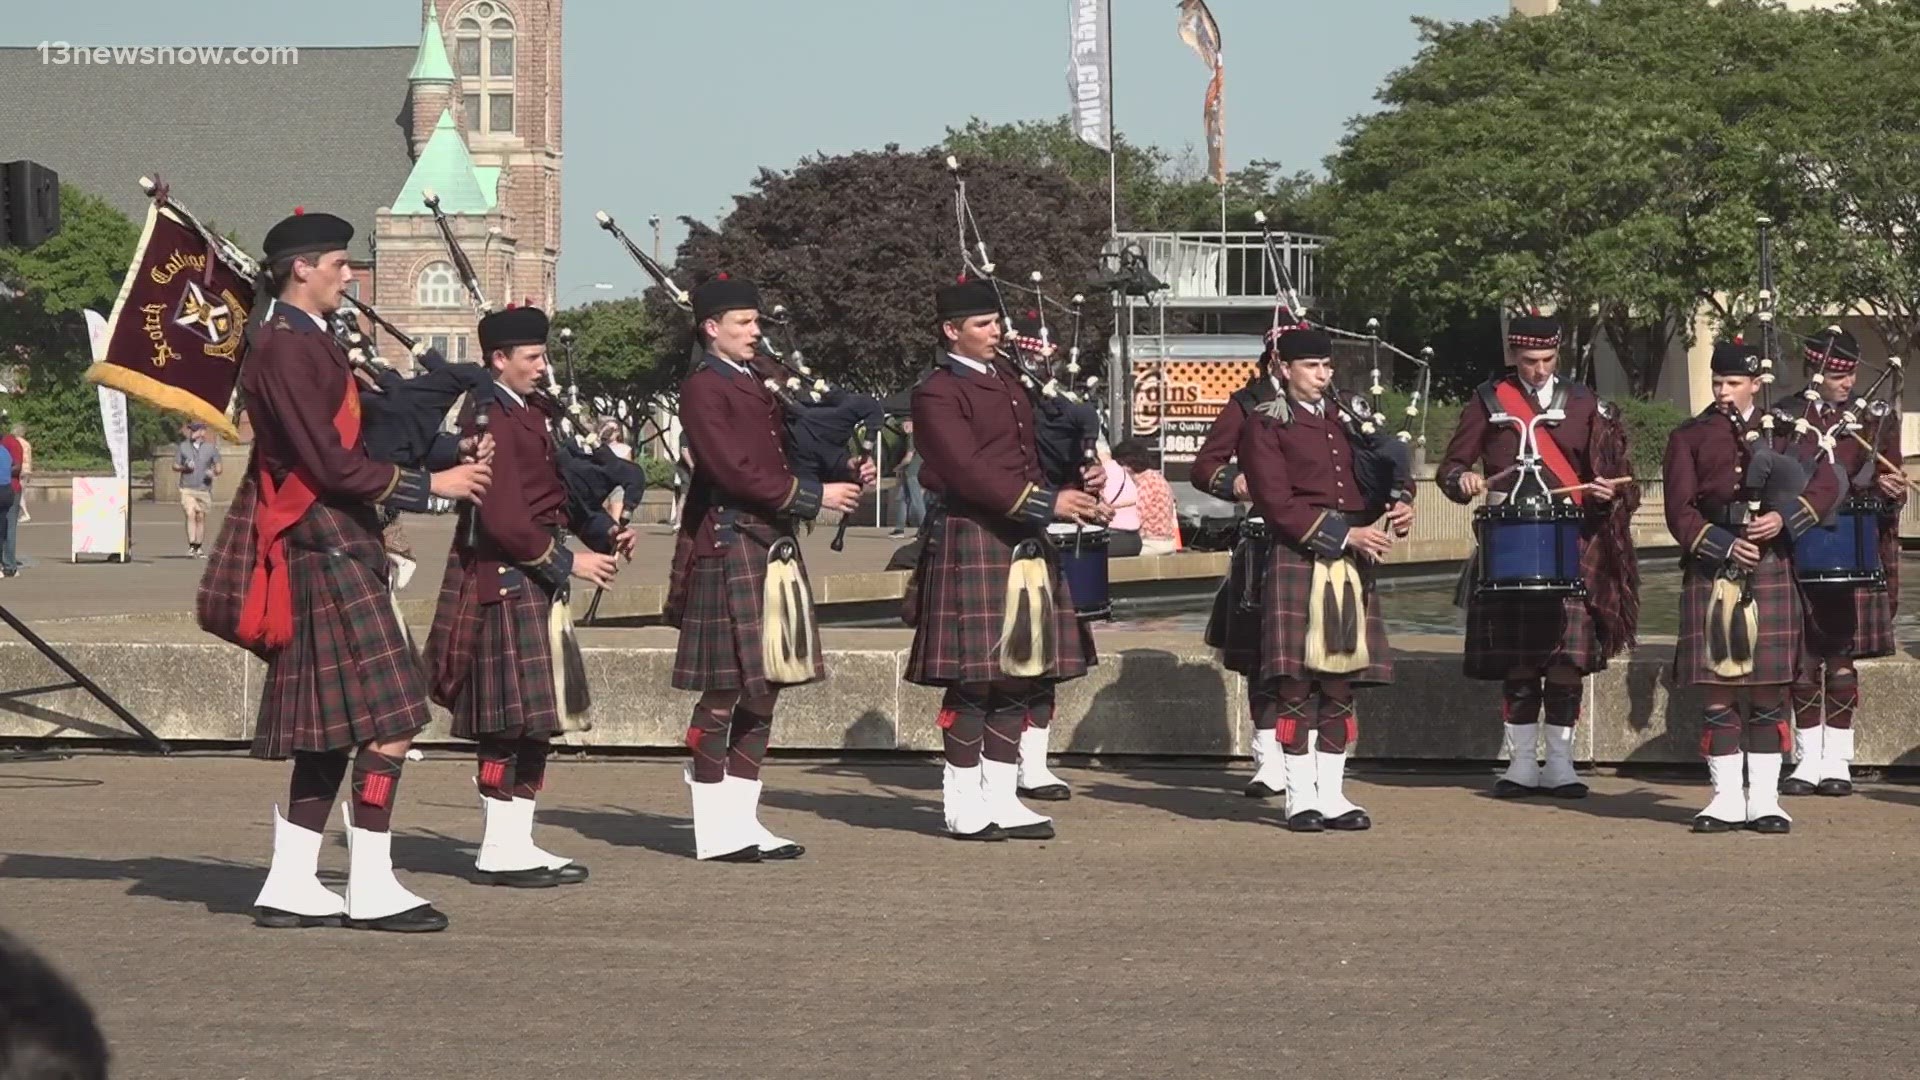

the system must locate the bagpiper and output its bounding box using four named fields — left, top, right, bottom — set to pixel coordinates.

left=667, top=276, right=865, bottom=862
left=1237, top=325, right=1415, bottom=832
left=1192, top=332, right=1285, bottom=797
left=424, top=305, right=631, bottom=887
left=1436, top=314, right=1639, bottom=799
left=1780, top=328, right=1906, bottom=796
left=201, top=210, right=491, bottom=932
left=1664, top=341, right=1840, bottom=833
left=905, top=278, right=1108, bottom=841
